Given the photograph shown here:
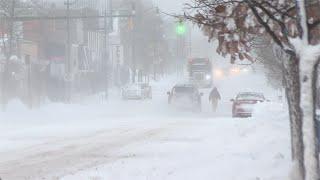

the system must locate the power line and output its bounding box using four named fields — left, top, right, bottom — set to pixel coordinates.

left=0, top=14, right=134, bottom=21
